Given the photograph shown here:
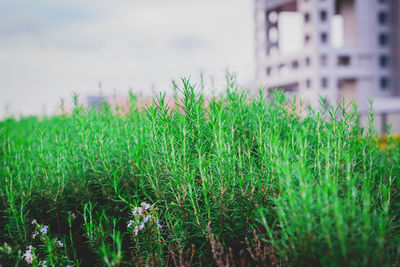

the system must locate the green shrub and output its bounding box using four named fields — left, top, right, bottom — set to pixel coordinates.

left=0, top=77, right=399, bottom=266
